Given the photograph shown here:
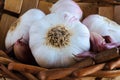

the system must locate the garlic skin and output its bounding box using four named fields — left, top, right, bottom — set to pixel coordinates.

left=90, top=32, right=107, bottom=52
left=29, top=12, right=90, bottom=68
left=13, top=38, right=37, bottom=65
left=5, top=9, right=45, bottom=50
left=50, top=0, right=83, bottom=20
left=82, top=14, right=120, bottom=43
